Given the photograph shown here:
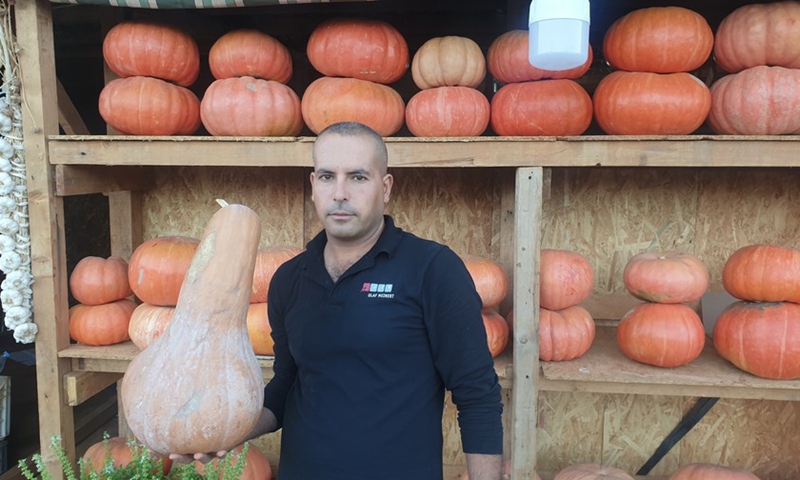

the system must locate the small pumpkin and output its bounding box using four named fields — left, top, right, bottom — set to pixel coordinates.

left=713, top=301, right=800, bottom=380
left=103, top=21, right=200, bottom=87
left=714, top=1, right=800, bottom=73
left=722, top=244, right=800, bottom=303
left=306, top=18, right=409, bottom=85
left=246, top=303, right=273, bottom=356
left=668, top=463, right=761, bottom=480
left=406, top=86, right=490, bottom=137
left=540, top=305, right=596, bottom=362
left=69, top=256, right=132, bottom=306
left=69, top=299, right=137, bottom=346
left=708, top=66, right=800, bottom=135
left=487, top=30, right=593, bottom=83
left=482, top=309, right=510, bottom=358
left=82, top=436, right=173, bottom=475
left=301, top=76, right=405, bottom=136
left=461, top=254, right=510, bottom=308
left=128, top=236, right=200, bottom=307
left=201, top=77, right=303, bottom=137
left=593, top=71, right=711, bottom=135
left=209, top=29, right=292, bottom=83
left=411, top=36, right=486, bottom=90
left=554, top=463, right=635, bottom=480
left=603, top=6, right=713, bottom=73
left=540, top=249, right=595, bottom=311
left=128, top=303, right=174, bottom=350
left=623, top=251, right=709, bottom=304
left=99, top=76, right=201, bottom=136
left=616, top=303, right=705, bottom=368
left=491, top=80, right=593, bottom=136
left=193, top=443, right=272, bottom=480
left=251, top=246, right=303, bottom=303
